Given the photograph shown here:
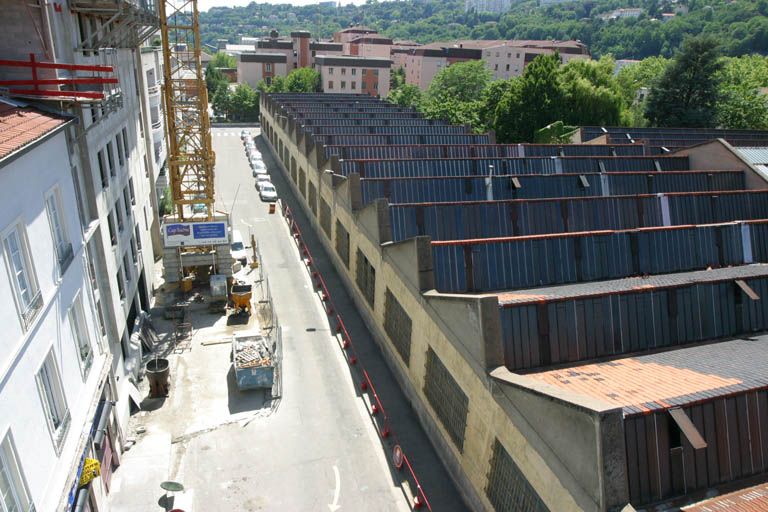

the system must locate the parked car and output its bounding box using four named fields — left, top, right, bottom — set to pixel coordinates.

left=259, top=183, right=278, bottom=202
left=255, top=175, right=272, bottom=190
left=230, top=230, right=247, bottom=266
